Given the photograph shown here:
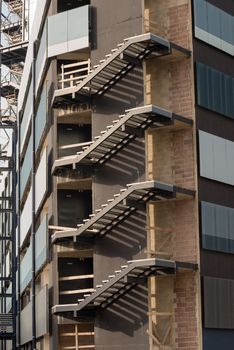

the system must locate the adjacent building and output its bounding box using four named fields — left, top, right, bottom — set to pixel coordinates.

left=0, top=0, right=234, bottom=349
